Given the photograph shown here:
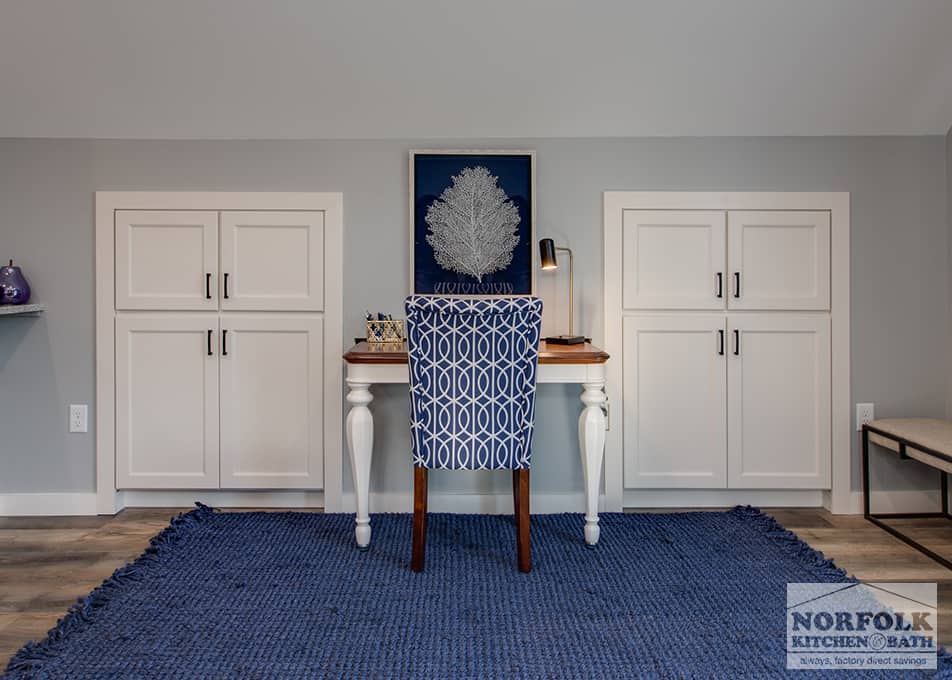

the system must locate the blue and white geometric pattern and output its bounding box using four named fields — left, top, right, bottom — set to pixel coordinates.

left=405, top=295, right=543, bottom=470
